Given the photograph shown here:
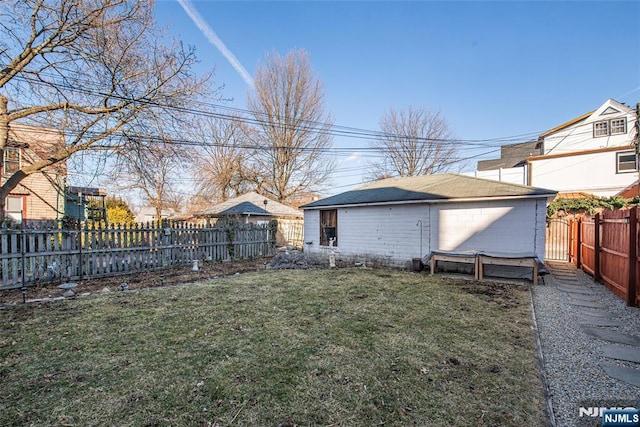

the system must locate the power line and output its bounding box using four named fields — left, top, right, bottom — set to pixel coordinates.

left=7, top=72, right=545, bottom=149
